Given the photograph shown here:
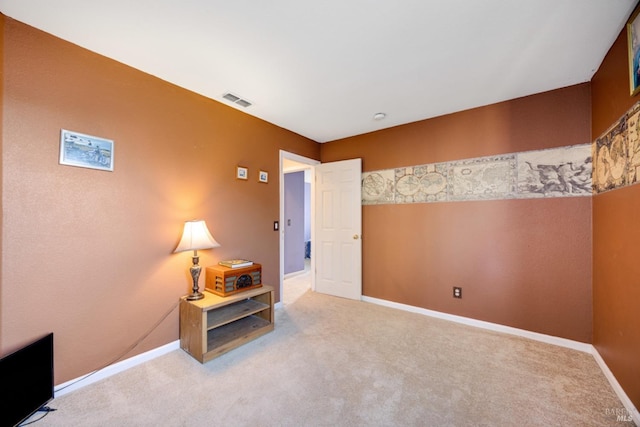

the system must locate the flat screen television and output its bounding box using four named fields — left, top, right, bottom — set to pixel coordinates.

left=0, top=333, right=54, bottom=427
